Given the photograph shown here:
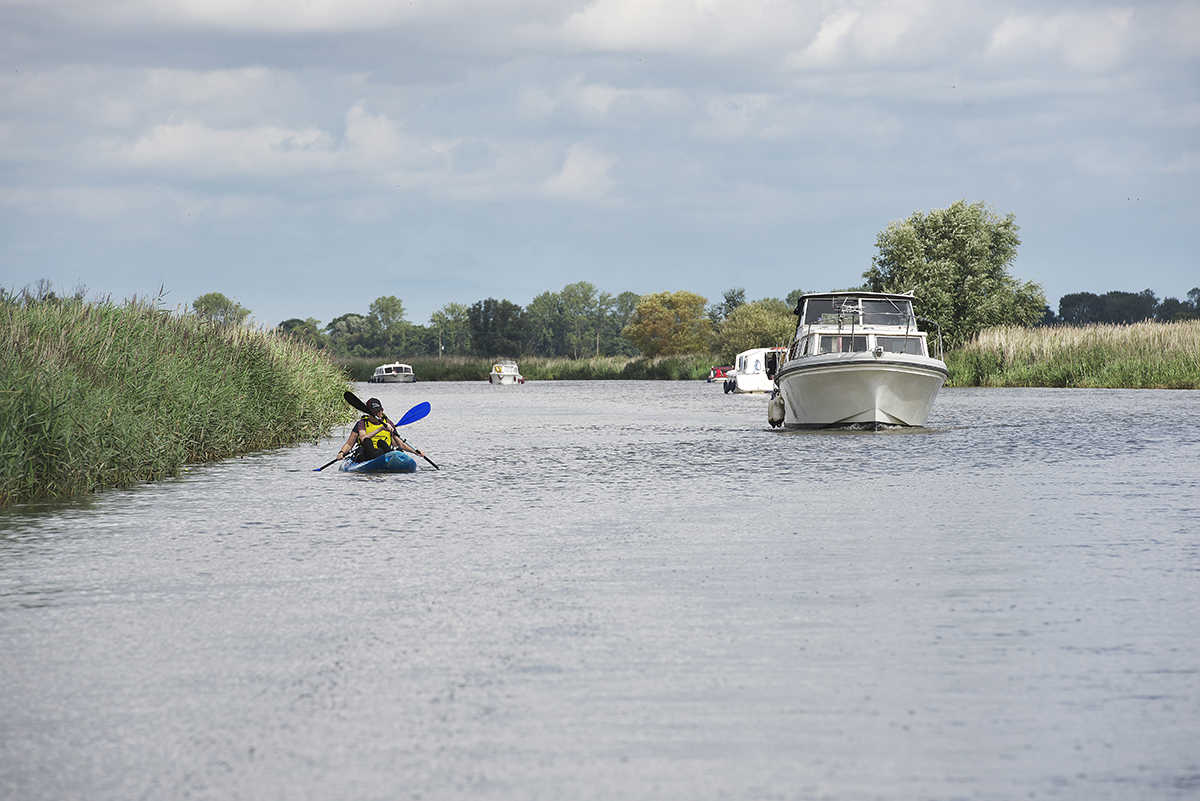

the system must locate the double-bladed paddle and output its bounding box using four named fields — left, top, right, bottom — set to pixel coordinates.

left=314, top=393, right=439, bottom=470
